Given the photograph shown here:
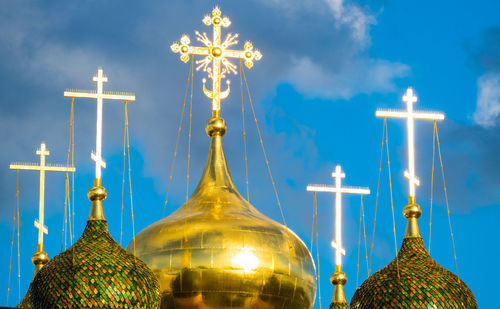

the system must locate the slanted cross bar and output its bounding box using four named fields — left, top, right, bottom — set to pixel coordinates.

left=64, top=67, right=135, bottom=180
left=376, top=87, right=444, bottom=199
left=10, top=142, right=76, bottom=250
left=171, top=6, right=262, bottom=118
left=307, top=165, right=370, bottom=267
